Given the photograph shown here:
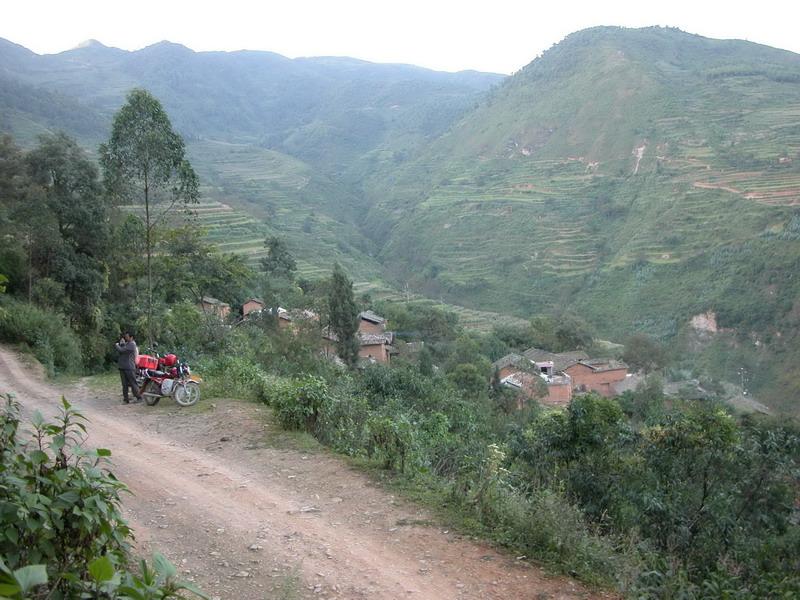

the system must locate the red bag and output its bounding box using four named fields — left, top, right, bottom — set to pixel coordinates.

left=136, top=355, right=158, bottom=370
left=161, top=353, right=178, bottom=367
